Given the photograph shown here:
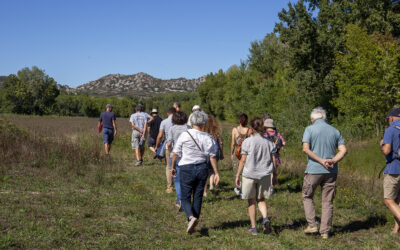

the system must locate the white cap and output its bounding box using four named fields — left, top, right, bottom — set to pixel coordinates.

left=151, top=109, right=158, bottom=114
left=192, top=105, right=200, bottom=111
